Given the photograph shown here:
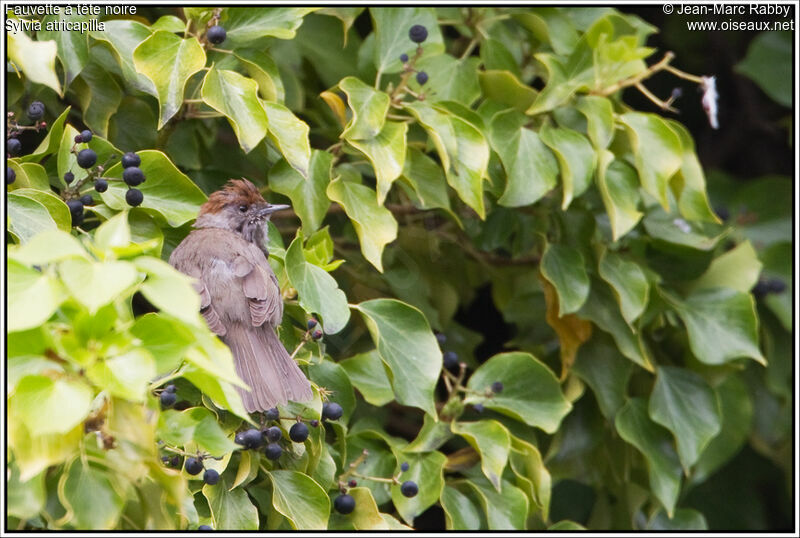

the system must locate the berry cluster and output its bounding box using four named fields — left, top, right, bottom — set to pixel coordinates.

left=6, top=102, right=49, bottom=185
left=333, top=453, right=419, bottom=515
left=121, top=152, right=145, bottom=207
left=397, top=25, right=430, bottom=90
